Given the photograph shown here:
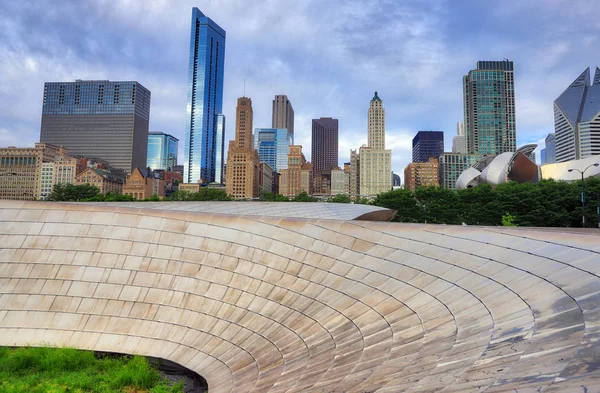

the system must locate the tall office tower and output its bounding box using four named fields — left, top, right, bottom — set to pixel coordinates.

left=184, top=7, right=226, bottom=184
left=147, top=132, right=179, bottom=171
left=403, top=158, right=440, bottom=191
left=463, top=60, right=516, bottom=155
left=368, top=92, right=385, bottom=150
left=311, top=118, right=339, bottom=174
left=541, top=133, right=556, bottom=165
left=349, top=149, right=360, bottom=196
left=279, top=145, right=313, bottom=197
left=226, top=97, right=260, bottom=199
left=360, top=92, right=392, bottom=195
left=452, top=122, right=467, bottom=154
left=312, top=117, right=338, bottom=194
left=554, top=67, right=600, bottom=162
left=272, top=95, right=294, bottom=136
left=392, top=173, right=401, bottom=187
left=412, top=131, right=444, bottom=163
left=40, top=80, right=151, bottom=174
left=254, top=128, right=293, bottom=172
